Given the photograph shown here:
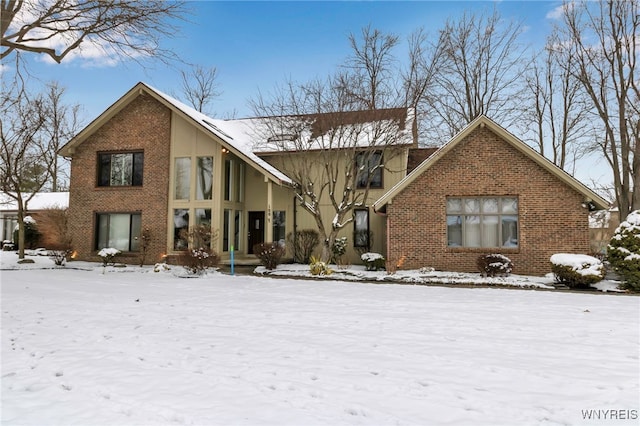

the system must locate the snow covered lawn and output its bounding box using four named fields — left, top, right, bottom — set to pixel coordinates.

left=1, top=255, right=639, bottom=425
